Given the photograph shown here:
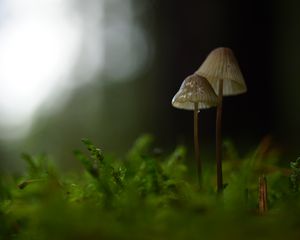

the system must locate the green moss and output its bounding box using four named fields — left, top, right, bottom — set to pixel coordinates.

left=0, top=135, right=299, bottom=239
